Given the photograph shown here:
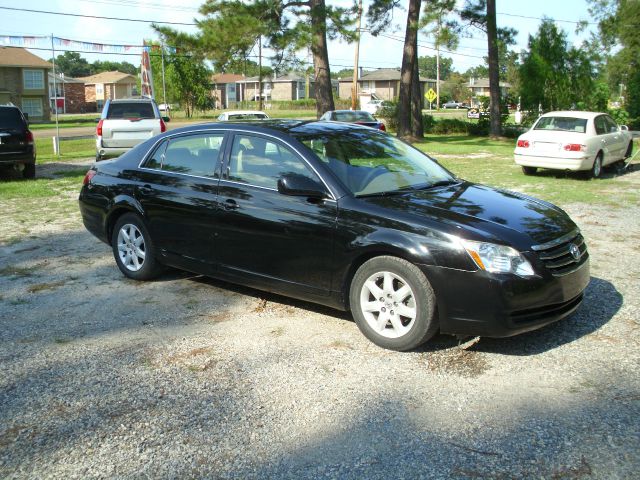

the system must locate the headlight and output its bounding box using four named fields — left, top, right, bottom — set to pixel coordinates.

left=460, top=239, right=535, bottom=277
